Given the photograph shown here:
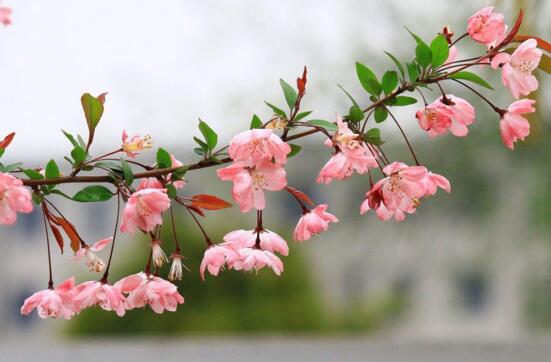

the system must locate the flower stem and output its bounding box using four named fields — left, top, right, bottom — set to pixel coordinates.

left=101, top=193, right=121, bottom=283
left=41, top=204, right=54, bottom=289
